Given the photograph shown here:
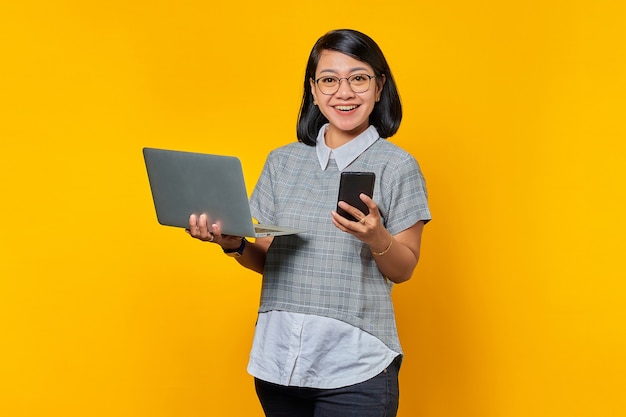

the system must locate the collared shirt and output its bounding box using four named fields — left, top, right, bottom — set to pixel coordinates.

left=315, top=124, right=380, bottom=171
left=247, top=124, right=431, bottom=389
